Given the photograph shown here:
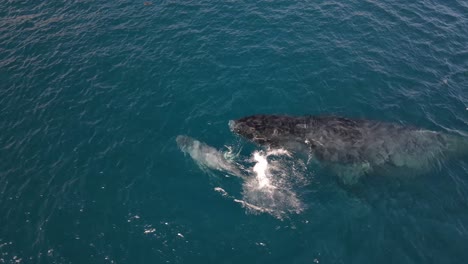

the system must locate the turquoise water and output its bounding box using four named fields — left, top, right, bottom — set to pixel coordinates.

left=1, top=0, right=468, bottom=263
